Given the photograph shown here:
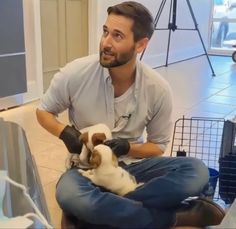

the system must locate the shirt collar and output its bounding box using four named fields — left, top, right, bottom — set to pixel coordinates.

left=103, top=67, right=110, bottom=82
